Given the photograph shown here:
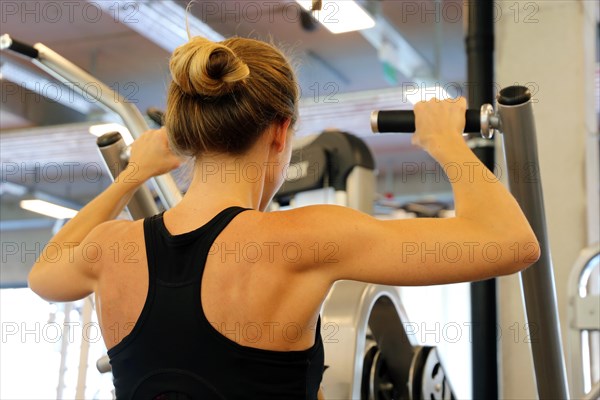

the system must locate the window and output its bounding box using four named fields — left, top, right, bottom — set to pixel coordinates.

left=0, top=288, right=113, bottom=399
